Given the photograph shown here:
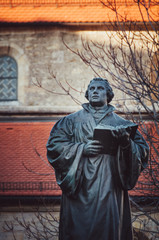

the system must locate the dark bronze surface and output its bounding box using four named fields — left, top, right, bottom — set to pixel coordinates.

left=47, top=78, right=149, bottom=240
